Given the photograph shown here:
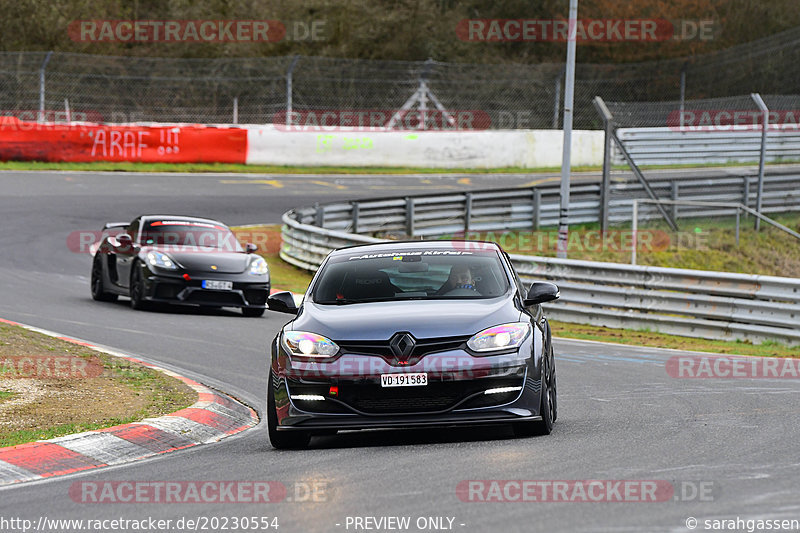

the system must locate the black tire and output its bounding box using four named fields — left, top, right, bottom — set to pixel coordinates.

left=267, top=369, right=311, bottom=449
left=242, top=307, right=265, bottom=318
left=513, top=346, right=556, bottom=437
left=129, top=263, right=150, bottom=310
left=91, top=254, right=117, bottom=302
